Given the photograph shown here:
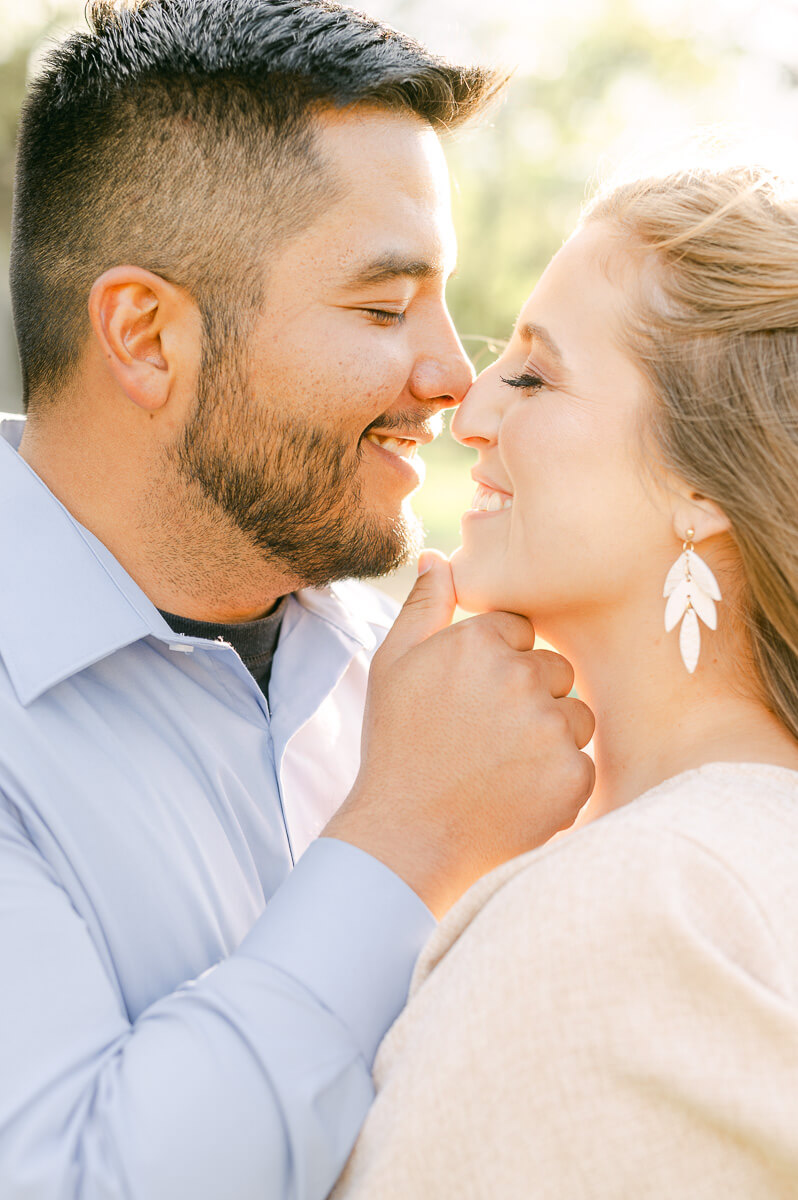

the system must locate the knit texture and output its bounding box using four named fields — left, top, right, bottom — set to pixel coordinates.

left=335, top=762, right=798, bottom=1200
